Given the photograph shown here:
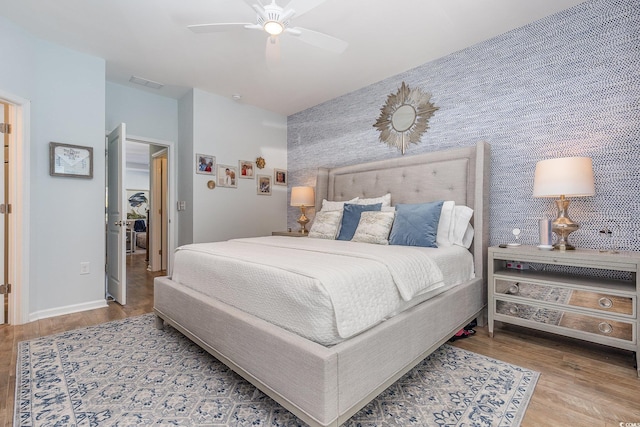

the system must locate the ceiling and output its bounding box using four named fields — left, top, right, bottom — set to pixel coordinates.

left=0, top=0, right=585, bottom=116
